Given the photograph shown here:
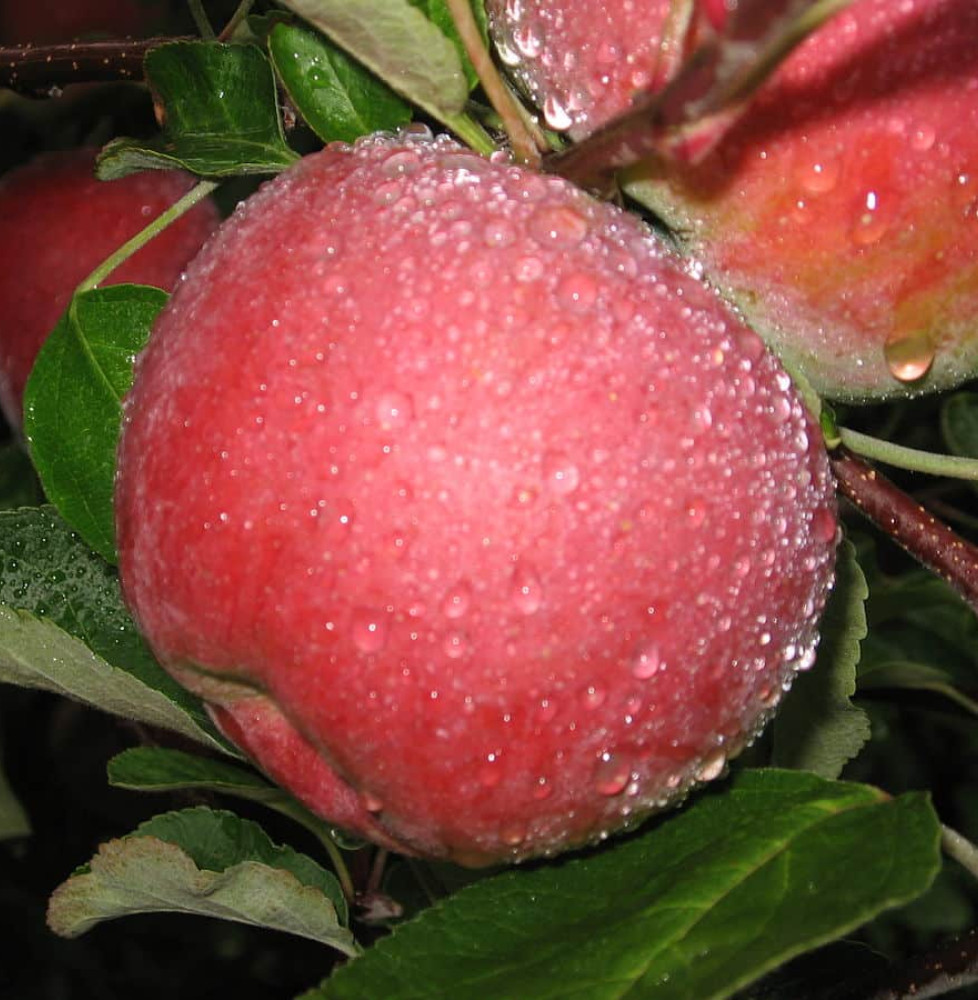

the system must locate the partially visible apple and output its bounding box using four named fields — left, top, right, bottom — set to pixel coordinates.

left=489, top=0, right=978, bottom=401
left=116, top=133, right=837, bottom=866
left=0, top=0, right=167, bottom=44
left=0, top=148, right=219, bottom=427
